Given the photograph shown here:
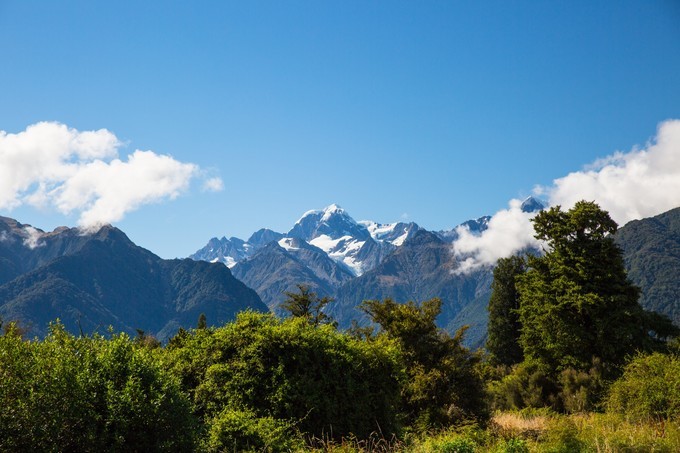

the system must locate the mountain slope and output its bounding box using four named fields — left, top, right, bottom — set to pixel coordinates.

left=616, top=206, right=680, bottom=326
left=231, top=238, right=353, bottom=314
left=331, top=230, right=494, bottom=348
left=0, top=220, right=267, bottom=340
